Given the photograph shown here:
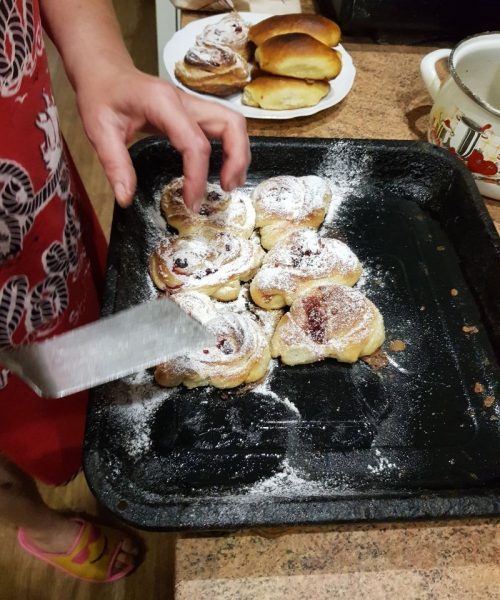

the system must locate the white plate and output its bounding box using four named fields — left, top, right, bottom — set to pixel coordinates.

left=163, top=12, right=356, bottom=120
